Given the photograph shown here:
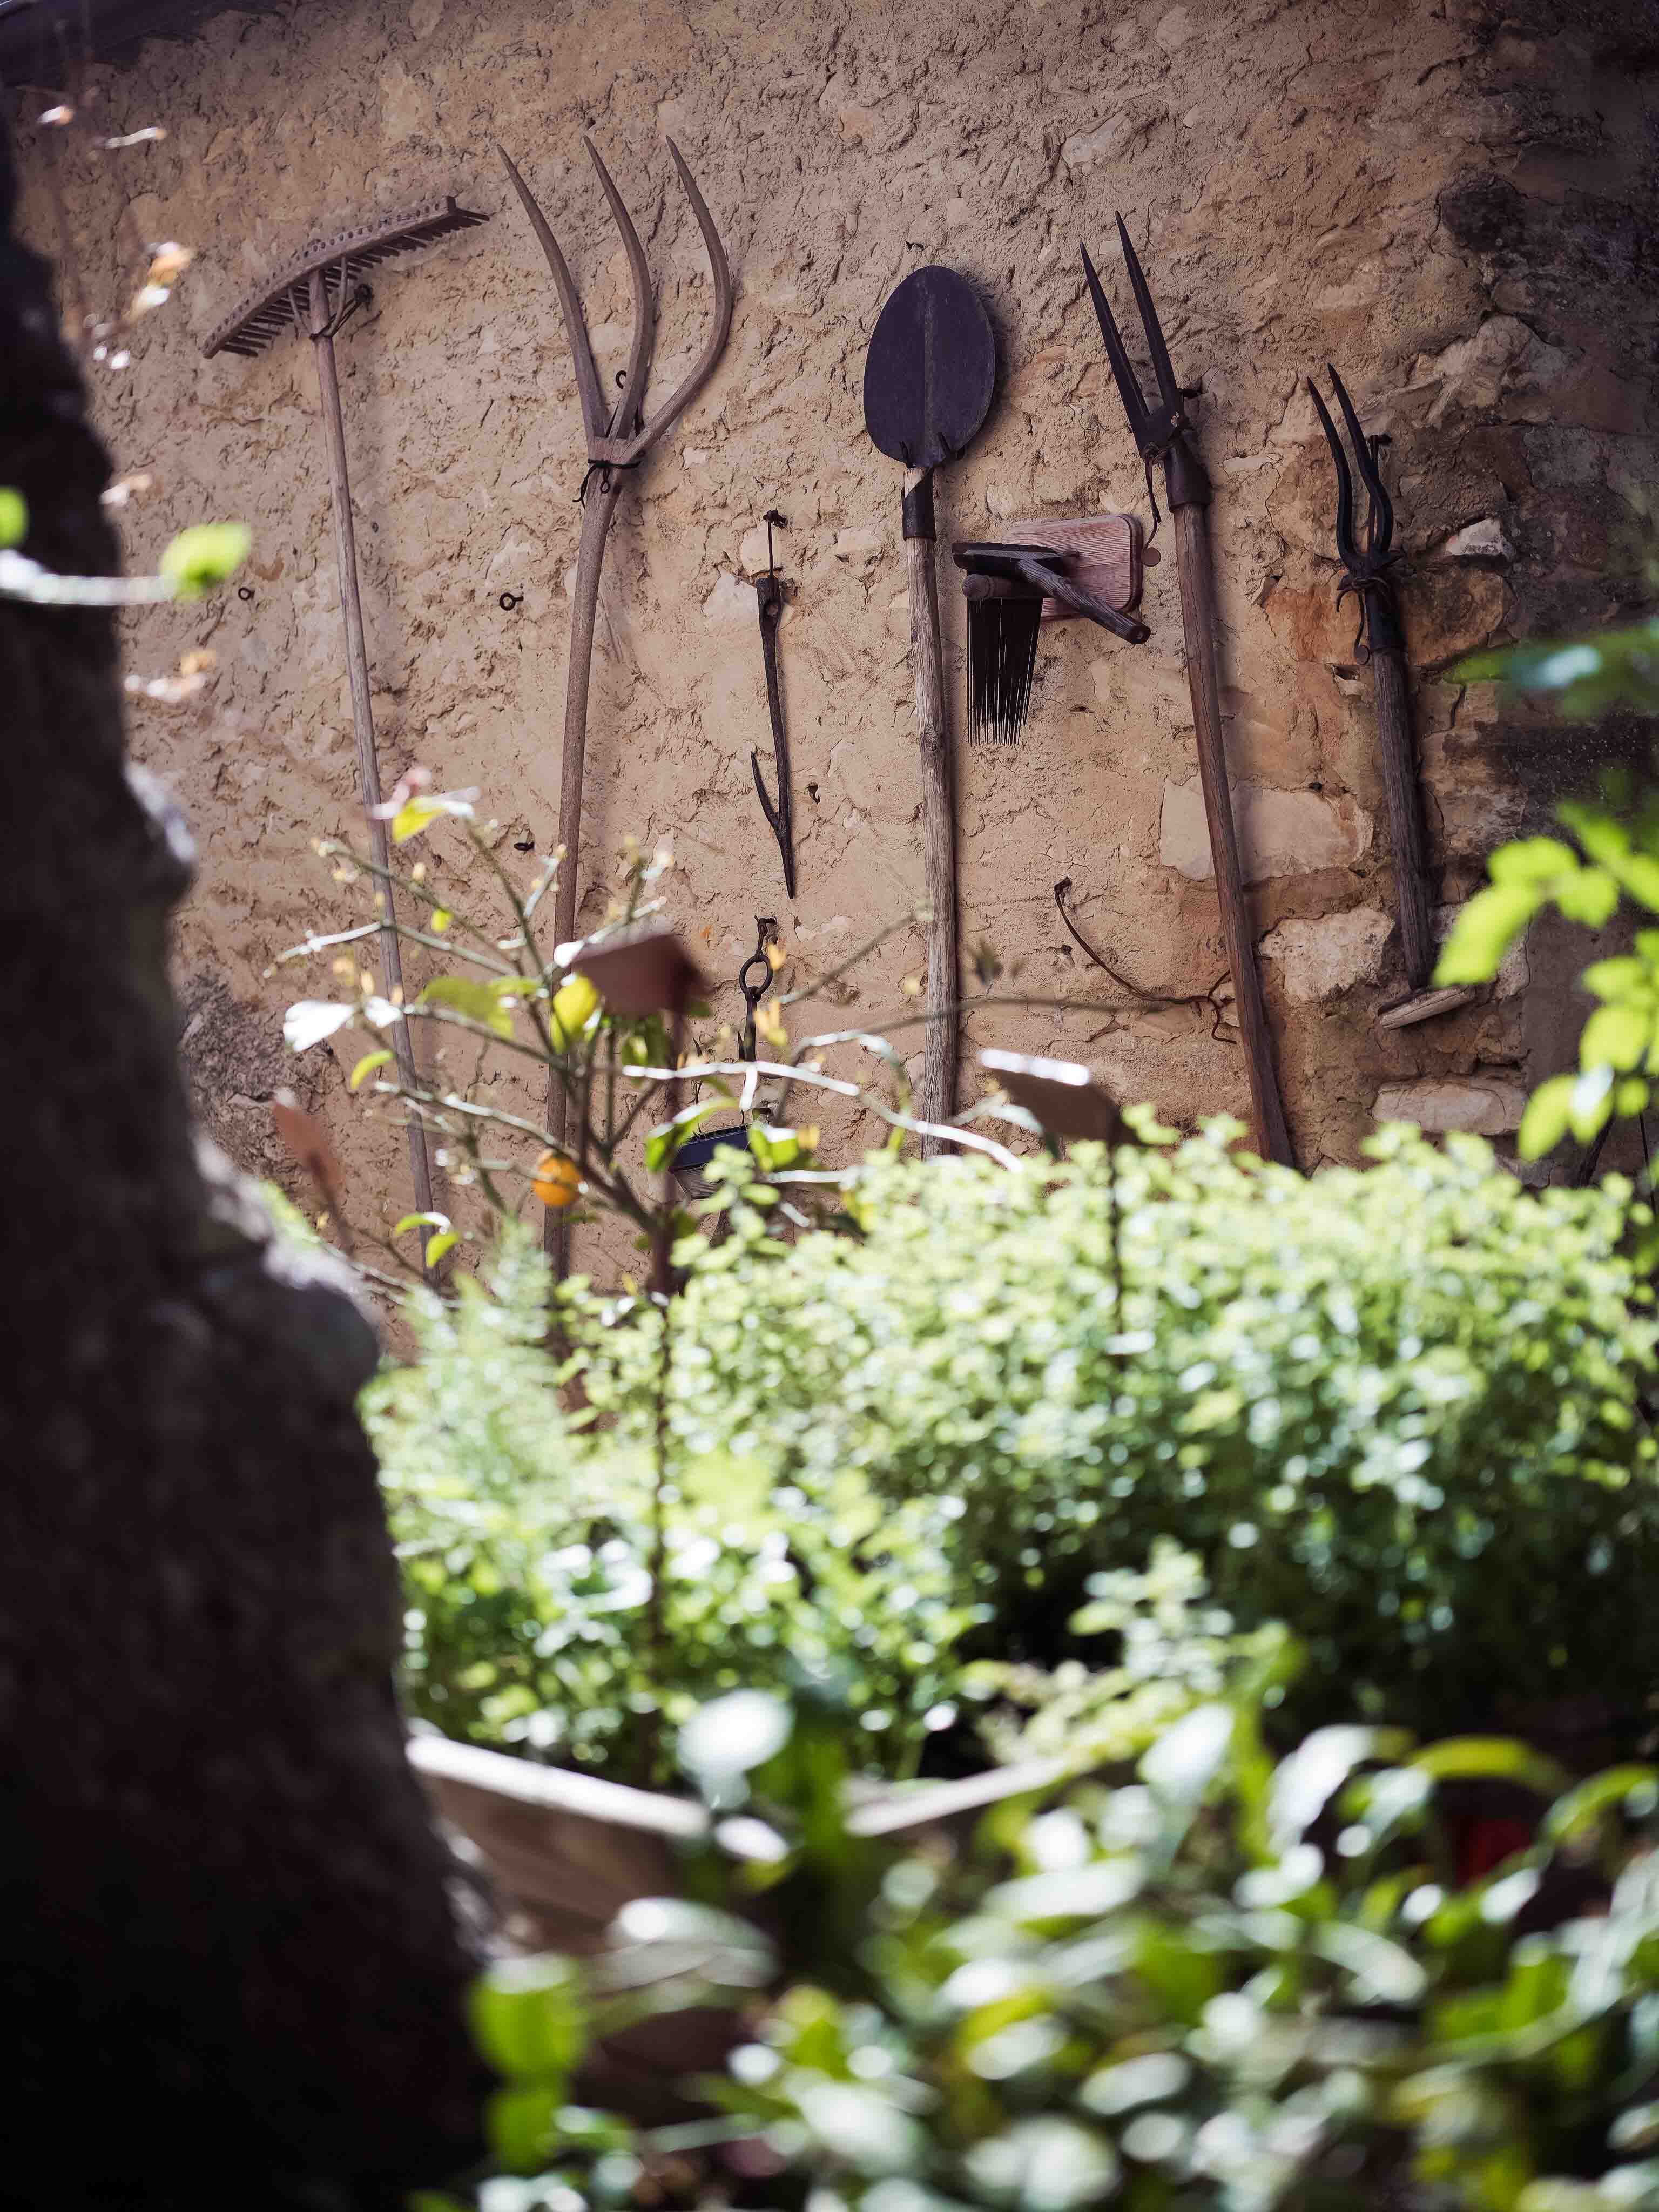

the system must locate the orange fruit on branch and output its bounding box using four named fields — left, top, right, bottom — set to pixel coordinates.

left=532, top=1150, right=581, bottom=1208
